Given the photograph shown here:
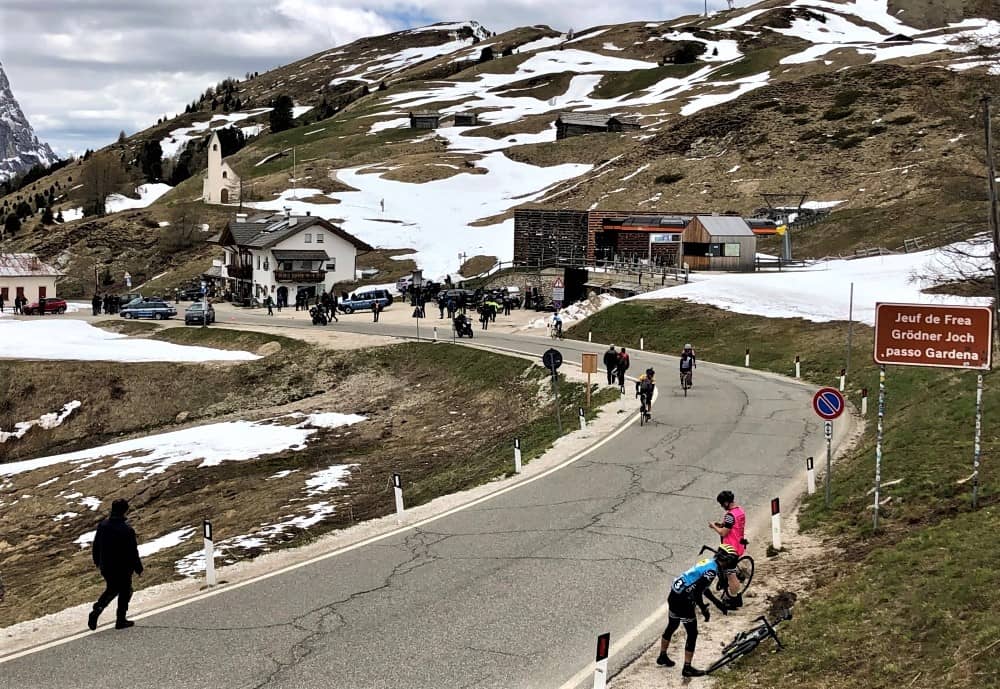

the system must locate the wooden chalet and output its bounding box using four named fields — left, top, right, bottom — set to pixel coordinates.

left=555, top=113, right=641, bottom=140
left=682, top=215, right=756, bottom=271
left=454, top=113, right=480, bottom=127
left=409, top=111, right=441, bottom=129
